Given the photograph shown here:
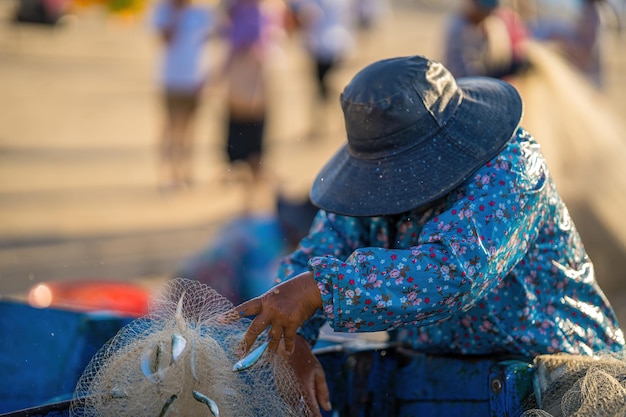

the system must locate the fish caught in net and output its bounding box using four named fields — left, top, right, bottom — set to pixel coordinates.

left=70, top=278, right=311, bottom=417
left=522, top=351, right=626, bottom=417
